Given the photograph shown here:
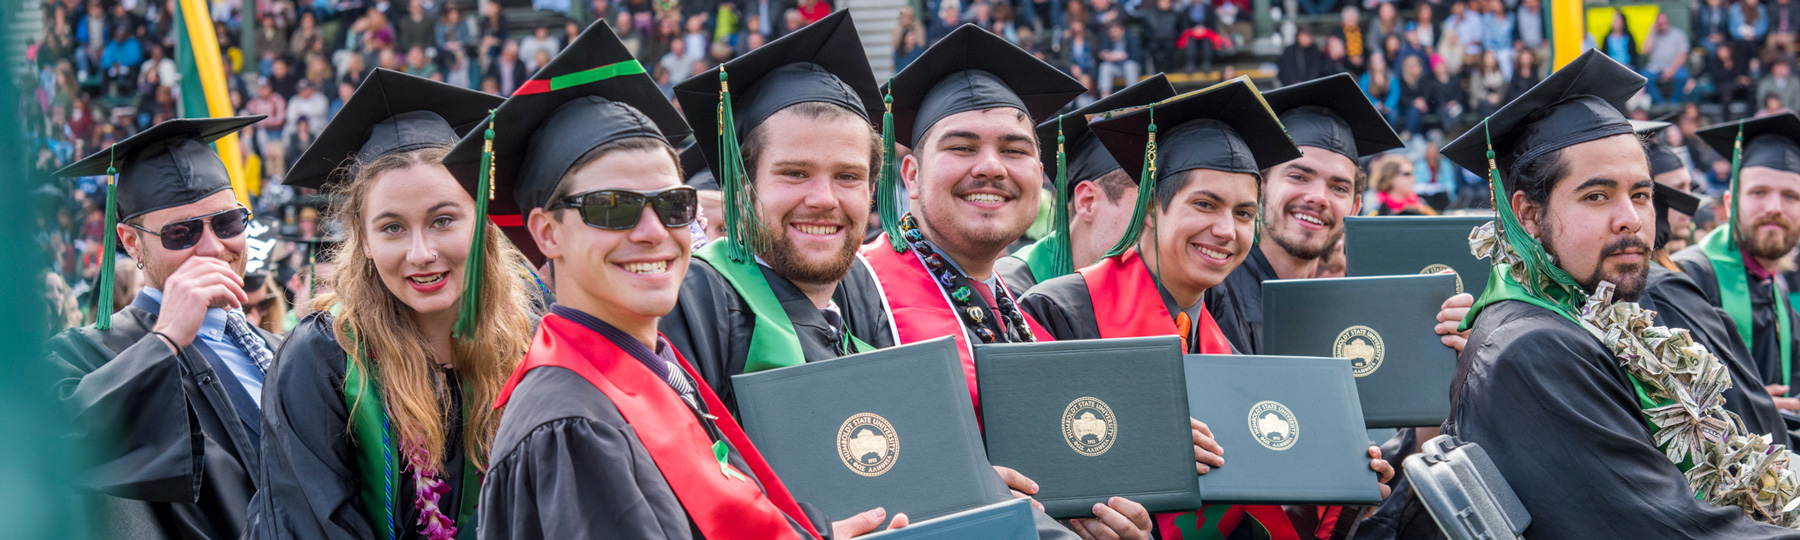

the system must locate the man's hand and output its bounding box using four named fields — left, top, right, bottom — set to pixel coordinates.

left=1435, top=289, right=1475, bottom=354
left=1193, top=417, right=1224, bottom=474
left=994, top=465, right=1045, bottom=512
left=152, top=256, right=247, bottom=350
left=1369, top=446, right=1395, bottom=499
left=1070, top=497, right=1152, bottom=540
left=1768, top=385, right=1800, bottom=411
left=832, top=507, right=908, bottom=538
